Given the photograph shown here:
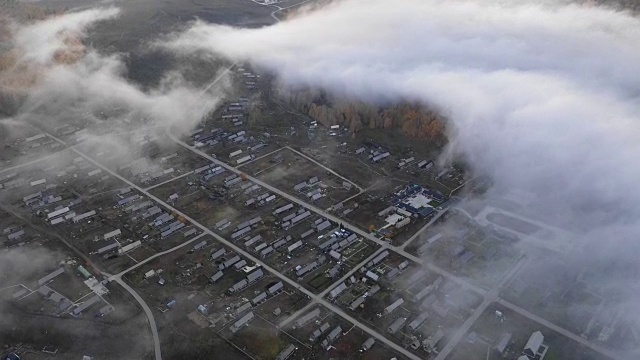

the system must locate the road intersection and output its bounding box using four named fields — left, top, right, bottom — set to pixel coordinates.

left=8, top=123, right=617, bottom=360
